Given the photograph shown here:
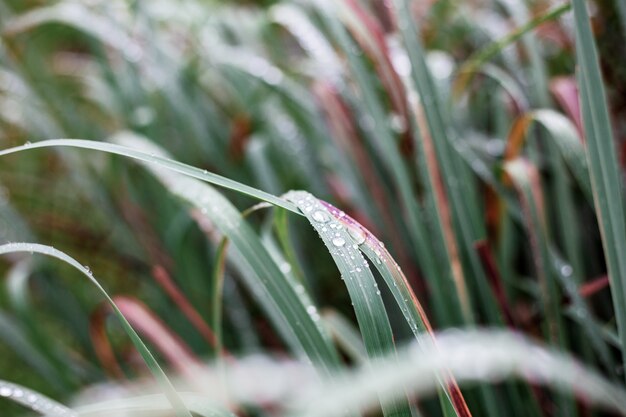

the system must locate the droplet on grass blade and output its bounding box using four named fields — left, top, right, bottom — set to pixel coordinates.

left=312, top=210, right=330, bottom=223
left=347, top=226, right=366, bottom=245
left=331, top=237, right=345, bottom=247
